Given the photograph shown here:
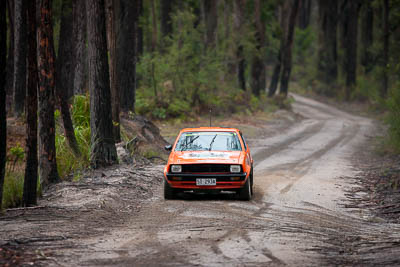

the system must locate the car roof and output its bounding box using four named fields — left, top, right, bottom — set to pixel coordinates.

left=179, top=127, right=240, bottom=133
